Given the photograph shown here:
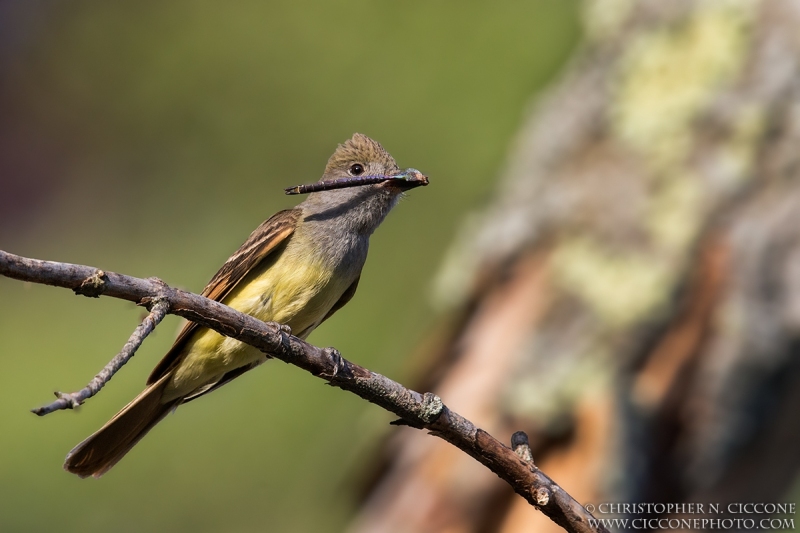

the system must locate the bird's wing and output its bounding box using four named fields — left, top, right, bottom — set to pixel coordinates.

left=321, top=275, right=360, bottom=323
left=146, top=208, right=302, bottom=385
